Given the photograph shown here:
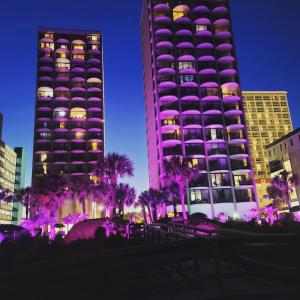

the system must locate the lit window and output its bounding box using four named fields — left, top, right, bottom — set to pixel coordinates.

left=92, top=45, right=99, bottom=50
left=91, top=142, right=98, bottom=150
left=70, top=108, right=86, bottom=119
left=37, top=87, right=53, bottom=98
left=56, top=58, right=70, bottom=69
left=73, top=54, right=85, bottom=60
left=196, top=25, right=208, bottom=32
left=75, top=132, right=85, bottom=139
left=88, top=35, right=100, bottom=42
left=41, top=153, right=48, bottom=162
left=42, top=164, right=48, bottom=175
left=40, top=42, right=54, bottom=50
left=44, top=33, right=54, bottom=39
left=180, top=75, right=194, bottom=83
left=173, top=5, right=190, bottom=21
left=59, top=122, right=65, bottom=129
left=60, top=45, right=67, bottom=49
left=178, top=61, right=194, bottom=70
left=54, top=109, right=68, bottom=119
left=73, top=45, right=84, bottom=50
